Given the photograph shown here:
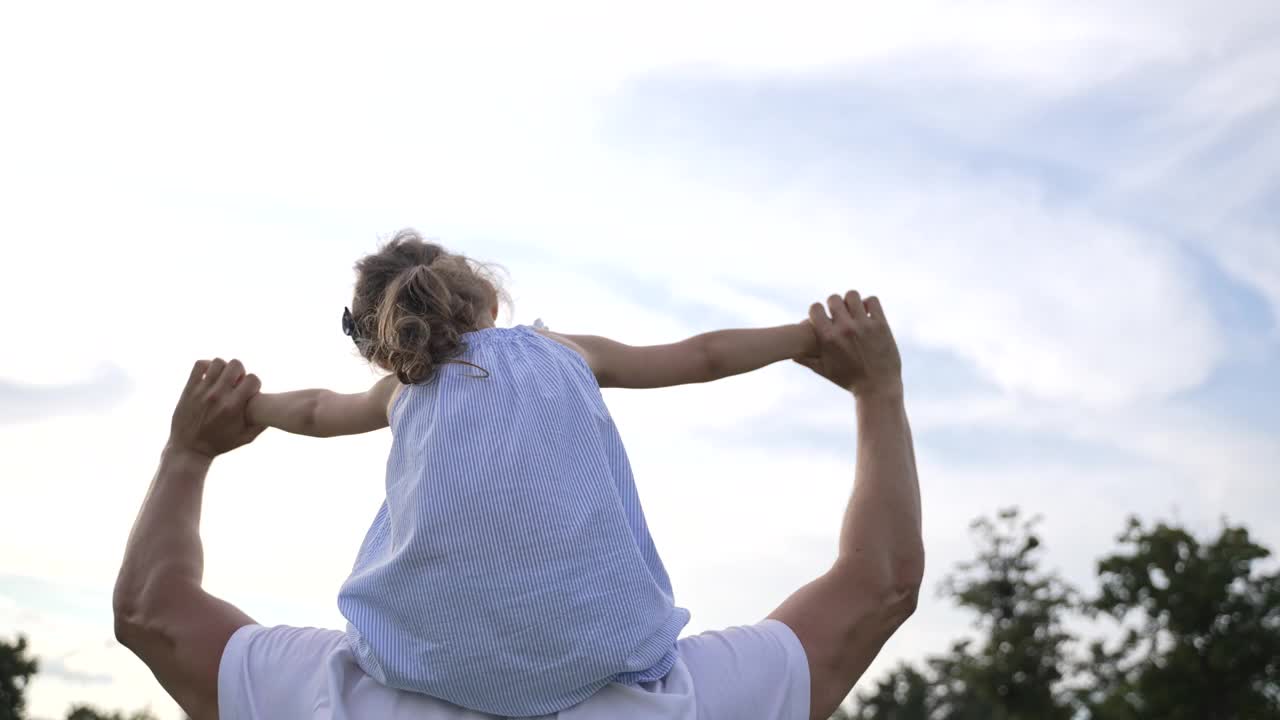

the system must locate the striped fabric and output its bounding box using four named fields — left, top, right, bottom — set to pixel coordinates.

left=337, top=323, right=689, bottom=717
